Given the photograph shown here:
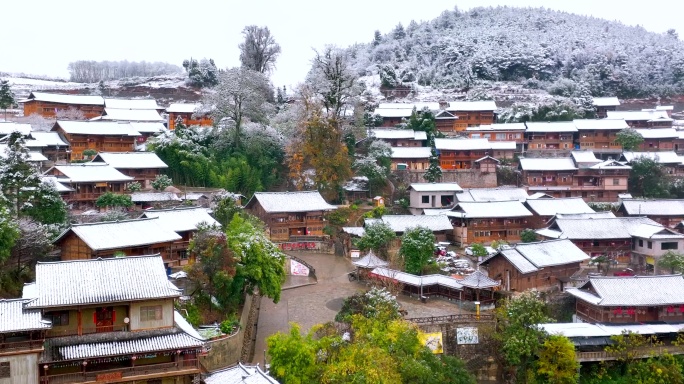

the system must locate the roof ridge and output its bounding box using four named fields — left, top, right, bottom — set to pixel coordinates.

left=36, top=254, right=163, bottom=266
left=71, top=217, right=158, bottom=227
